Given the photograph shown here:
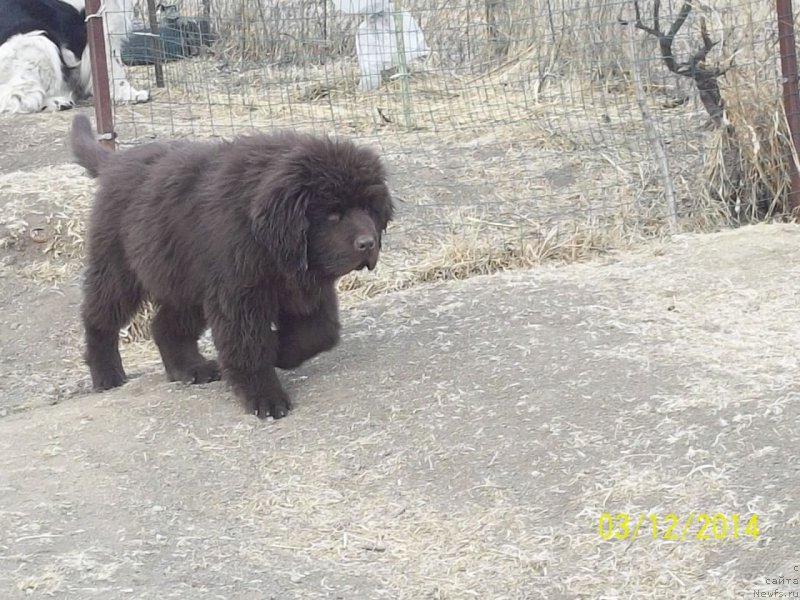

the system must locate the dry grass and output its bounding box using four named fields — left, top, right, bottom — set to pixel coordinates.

left=117, top=0, right=794, bottom=230
left=2, top=1, right=792, bottom=348
left=0, top=165, right=90, bottom=285
left=4, top=224, right=800, bottom=598
left=337, top=217, right=638, bottom=302
left=133, top=0, right=775, bottom=82
left=557, top=222, right=800, bottom=408
left=2, top=5, right=797, bottom=593
left=4, top=92, right=800, bottom=592
left=0, top=156, right=645, bottom=343
left=702, top=73, right=795, bottom=223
